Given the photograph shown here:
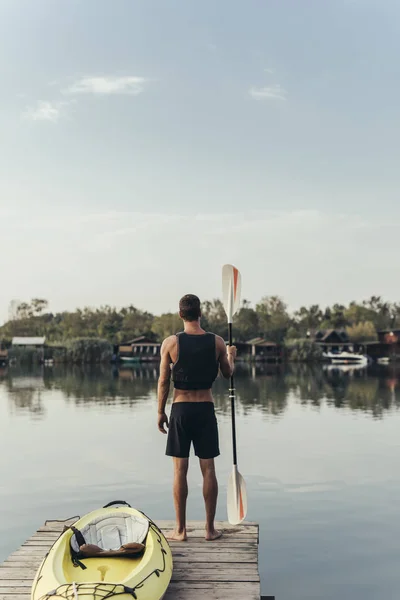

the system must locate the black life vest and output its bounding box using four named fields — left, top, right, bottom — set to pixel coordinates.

left=171, top=332, right=219, bottom=390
